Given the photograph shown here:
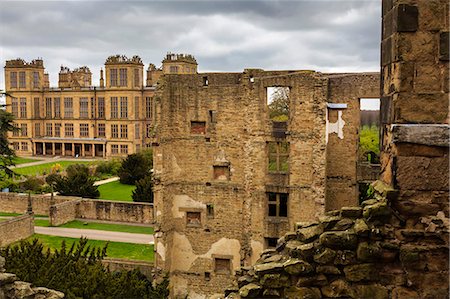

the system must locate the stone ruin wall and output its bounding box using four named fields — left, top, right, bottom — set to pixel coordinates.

left=0, top=215, right=34, bottom=247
